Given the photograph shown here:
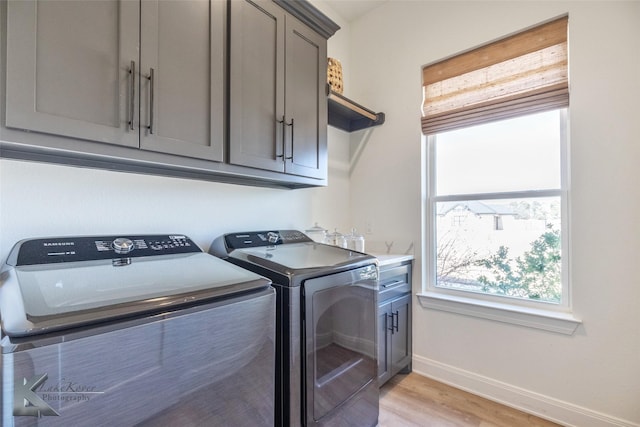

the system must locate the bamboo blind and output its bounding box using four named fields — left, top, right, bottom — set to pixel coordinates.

left=421, top=16, right=568, bottom=135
